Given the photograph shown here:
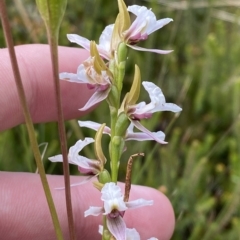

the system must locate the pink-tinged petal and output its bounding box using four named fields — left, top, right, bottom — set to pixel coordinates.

left=98, top=225, right=103, bottom=235
left=126, top=6, right=156, bottom=39
left=126, top=131, right=165, bottom=142
left=79, top=87, right=110, bottom=111
left=77, top=164, right=97, bottom=174
left=49, top=138, right=100, bottom=175
left=131, top=101, right=155, bottom=117
left=127, top=44, right=173, bottom=54
left=55, top=175, right=96, bottom=190
left=101, top=183, right=127, bottom=214
left=49, top=153, right=98, bottom=175
left=107, top=216, right=126, bottom=240
left=126, top=228, right=140, bottom=240
left=155, top=102, right=182, bottom=113
left=148, top=18, right=173, bottom=35
left=142, top=81, right=166, bottom=104
left=59, top=72, right=79, bottom=81
left=67, top=34, right=110, bottom=60
left=84, top=206, right=104, bottom=217
left=128, top=5, right=153, bottom=17
left=130, top=112, right=152, bottom=120
left=132, top=120, right=167, bottom=144
left=99, top=225, right=141, bottom=240
left=126, top=123, right=165, bottom=142
left=78, top=120, right=111, bottom=135
left=125, top=15, right=148, bottom=40
left=99, top=24, right=114, bottom=53
left=76, top=64, right=92, bottom=83
left=101, top=182, right=123, bottom=200
left=148, top=238, right=158, bottom=240
left=67, top=34, right=91, bottom=51
left=142, top=81, right=182, bottom=113
left=125, top=198, right=153, bottom=209
left=126, top=5, right=173, bottom=37
left=48, top=155, right=63, bottom=163
left=68, top=138, right=94, bottom=159
left=104, top=198, right=127, bottom=215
